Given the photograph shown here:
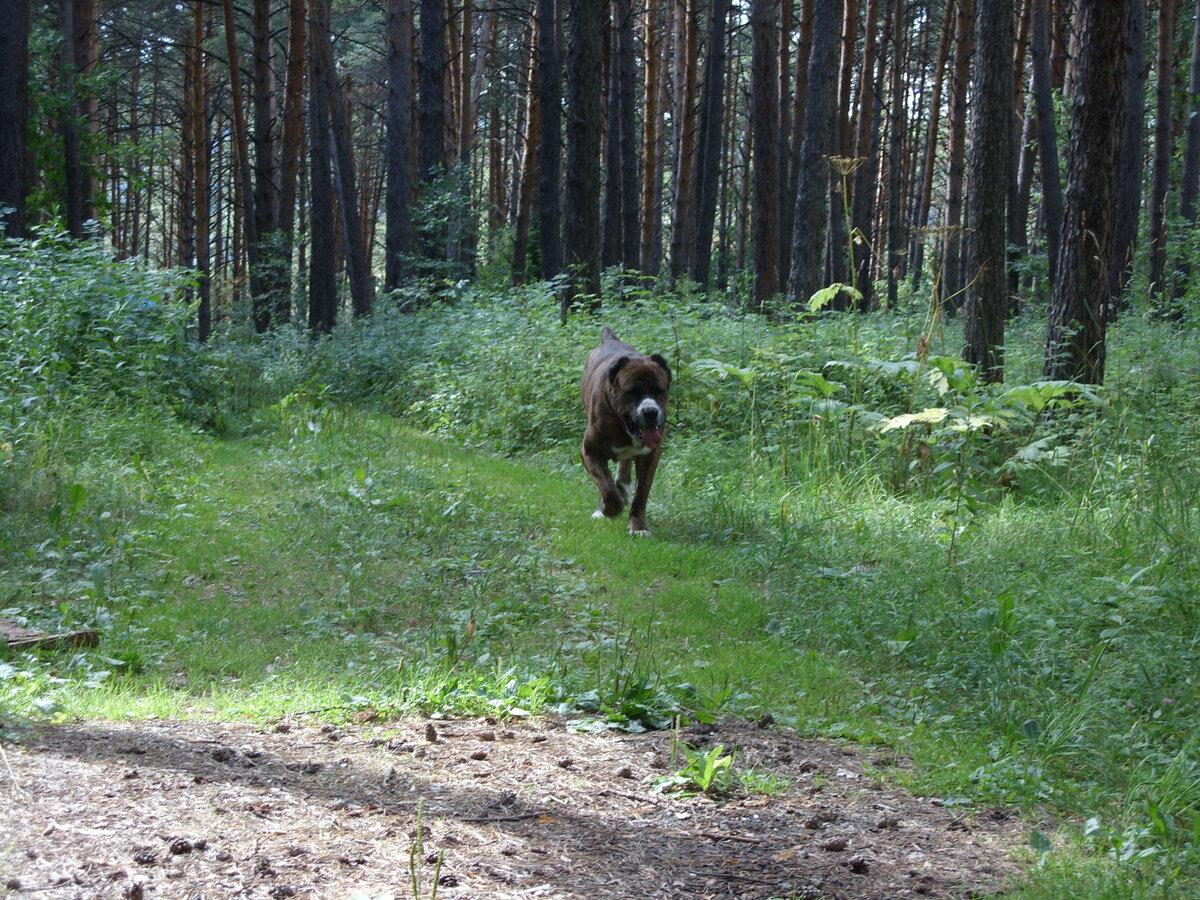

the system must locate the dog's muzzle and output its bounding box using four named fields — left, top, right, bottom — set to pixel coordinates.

left=632, top=400, right=664, bottom=450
